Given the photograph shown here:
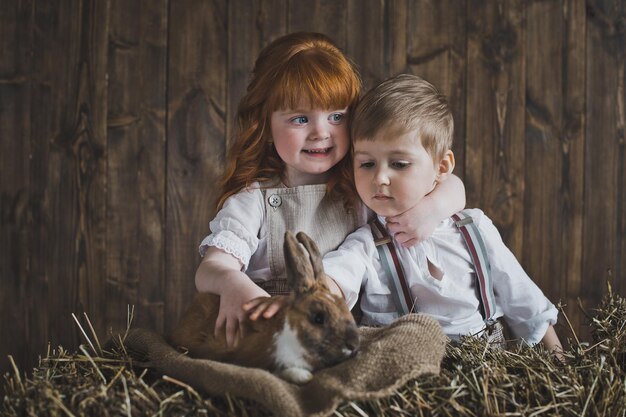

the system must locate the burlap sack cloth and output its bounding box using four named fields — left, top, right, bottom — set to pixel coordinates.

left=122, top=314, right=447, bottom=417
